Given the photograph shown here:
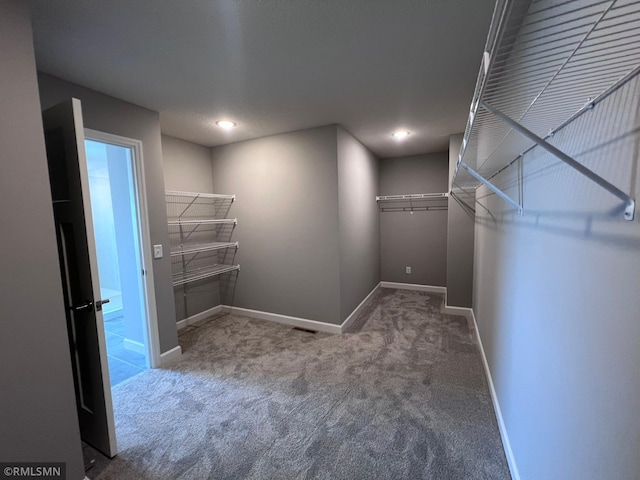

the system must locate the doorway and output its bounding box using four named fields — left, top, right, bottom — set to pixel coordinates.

left=84, top=131, right=157, bottom=386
